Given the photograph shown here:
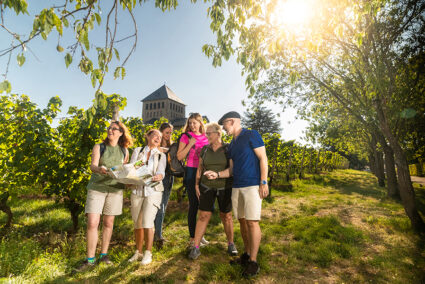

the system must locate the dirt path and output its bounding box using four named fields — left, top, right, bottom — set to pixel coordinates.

left=411, top=176, right=425, bottom=186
